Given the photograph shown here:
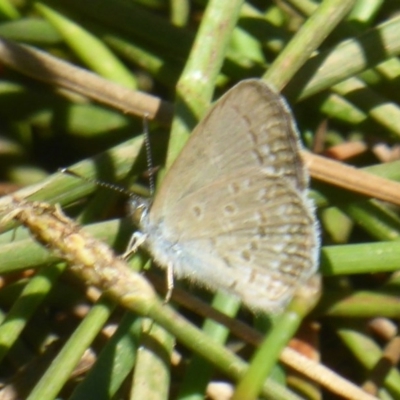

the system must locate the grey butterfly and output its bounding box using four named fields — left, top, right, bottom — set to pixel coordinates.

left=129, top=79, right=319, bottom=313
